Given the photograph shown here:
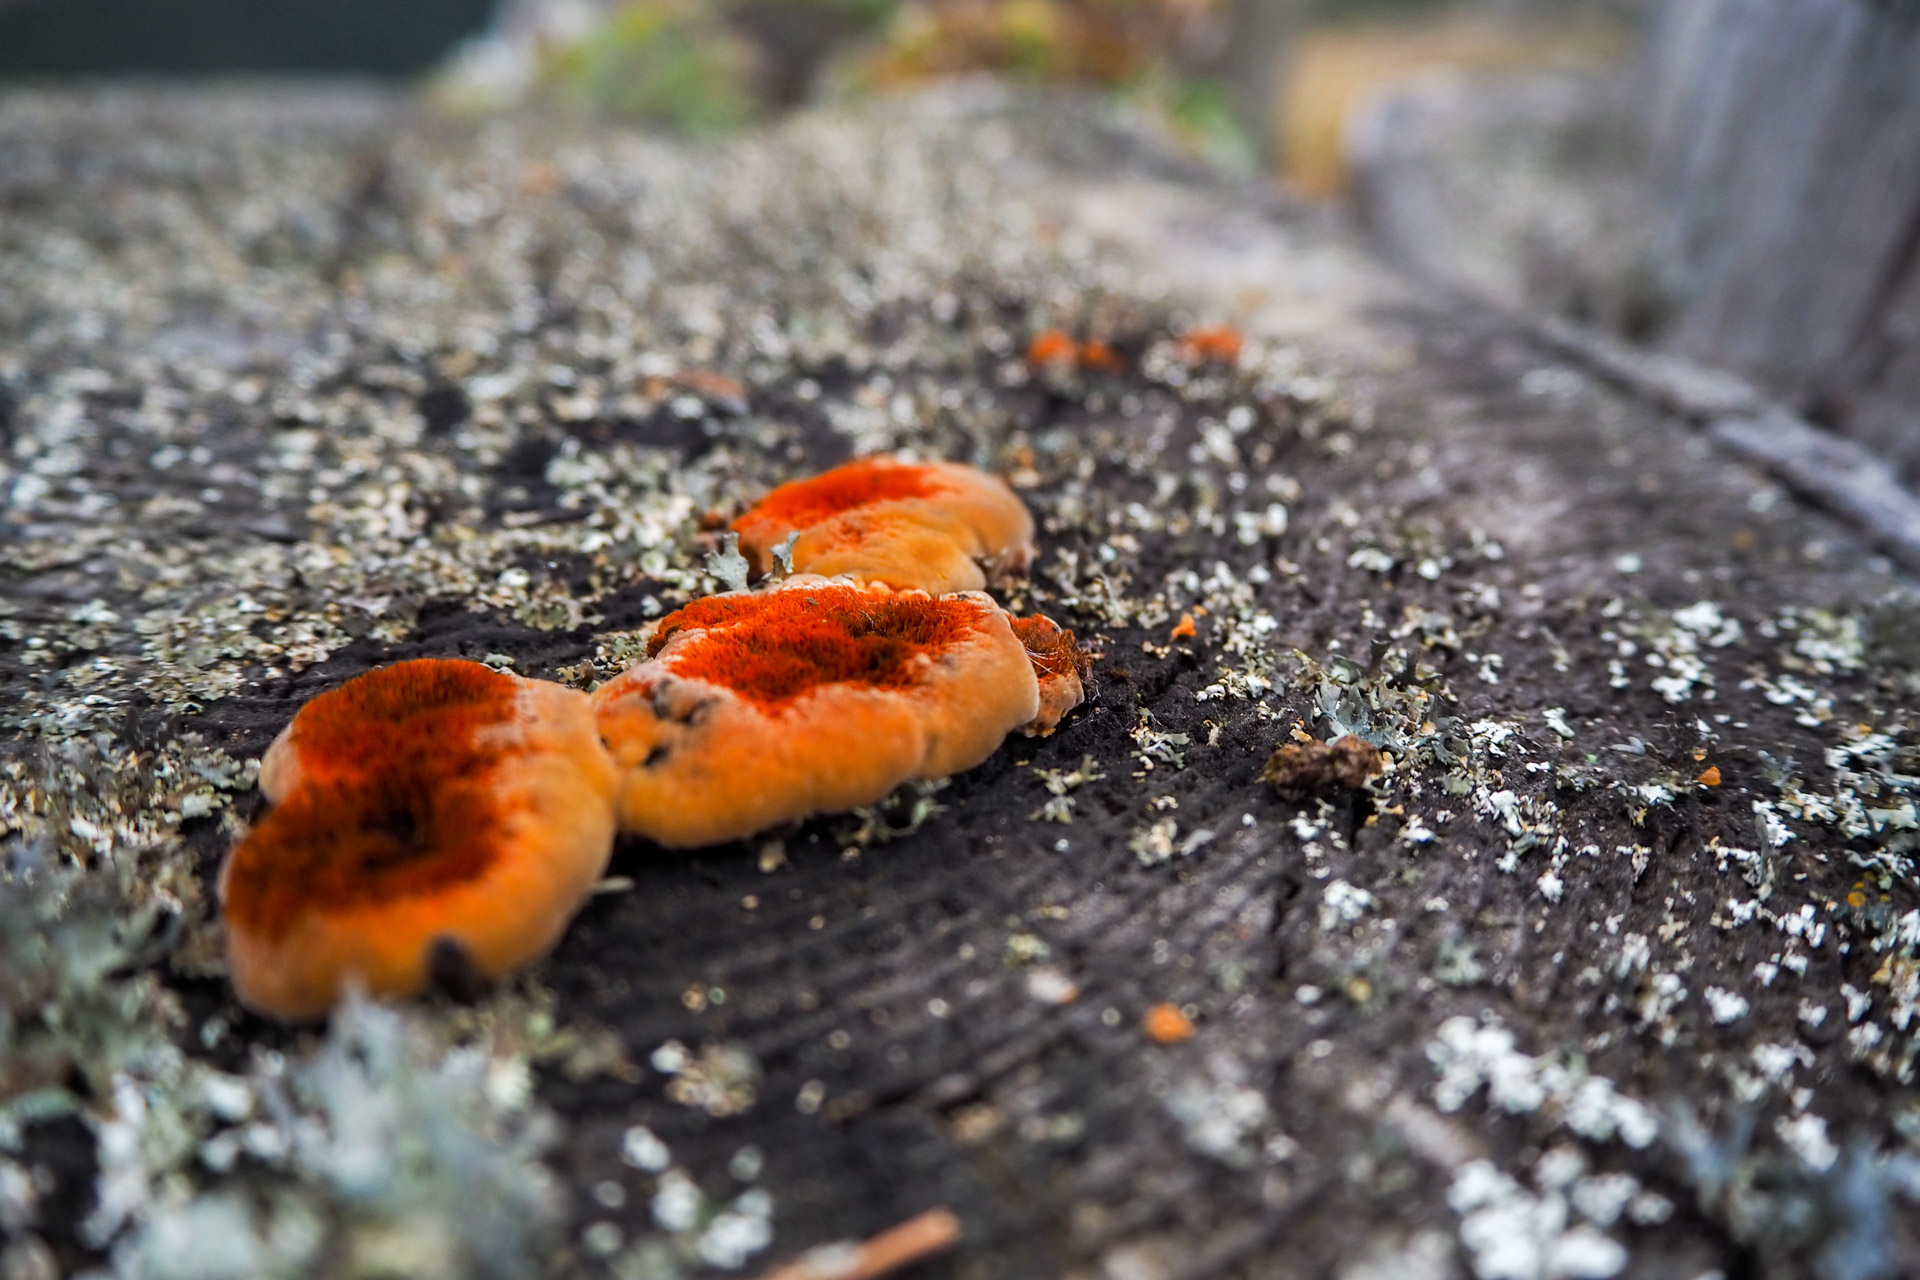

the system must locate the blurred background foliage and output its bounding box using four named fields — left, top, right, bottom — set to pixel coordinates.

left=0, top=0, right=1672, bottom=403
left=0, top=0, right=1636, bottom=188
